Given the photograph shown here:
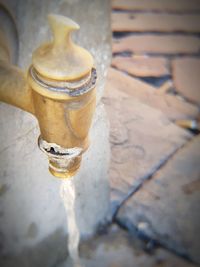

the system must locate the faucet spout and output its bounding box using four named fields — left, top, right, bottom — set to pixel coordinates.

left=0, top=13, right=97, bottom=179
